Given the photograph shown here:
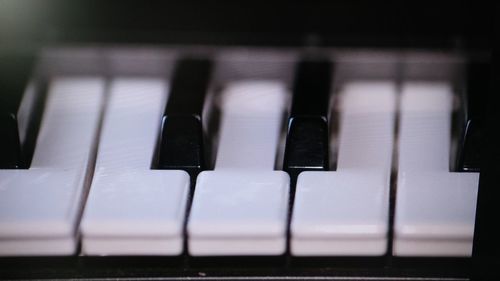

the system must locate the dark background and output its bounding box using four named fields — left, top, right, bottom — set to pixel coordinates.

left=0, top=0, right=495, bottom=49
